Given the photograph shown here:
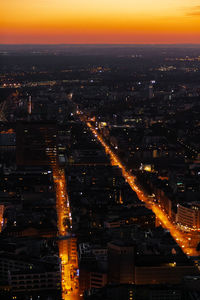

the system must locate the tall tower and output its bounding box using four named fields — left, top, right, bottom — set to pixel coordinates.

left=28, top=95, right=32, bottom=114
left=149, top=84, right=154, bottom=99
